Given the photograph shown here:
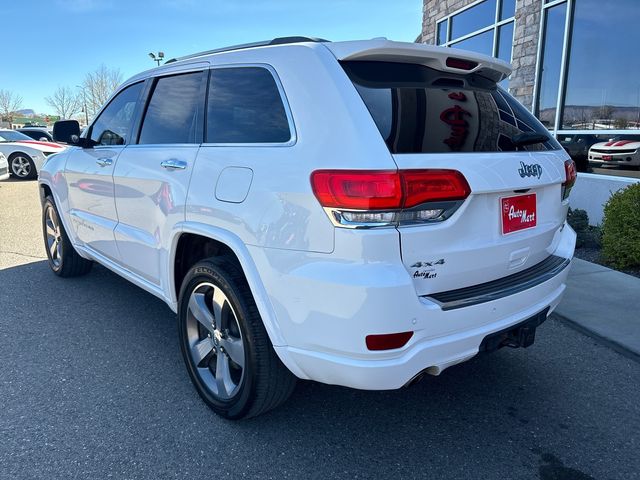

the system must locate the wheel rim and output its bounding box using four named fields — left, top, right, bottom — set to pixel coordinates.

left=45, top=205, right=62, bottom=268
left=186, top=282, right=246, bottom=400
left=11, top=156, right=31, bottom=177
